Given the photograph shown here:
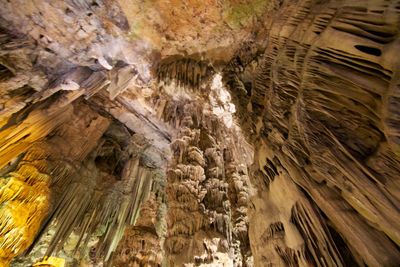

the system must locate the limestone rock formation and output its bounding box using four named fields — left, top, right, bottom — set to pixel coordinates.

left=223, top=1, right=400, bottom=266
left=0, top=0, right=399, bottom=266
